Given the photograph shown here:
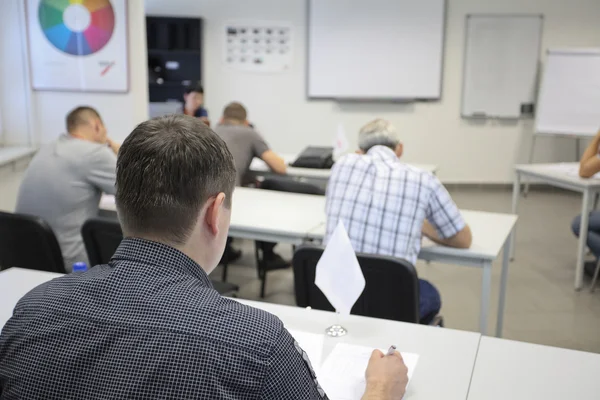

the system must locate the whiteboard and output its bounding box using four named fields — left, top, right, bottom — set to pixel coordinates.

left=535, top=49, right=600, bottom=137
left=461, top=15, right=543, bottom=119
left=307, top=0, right=445, bottom=100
